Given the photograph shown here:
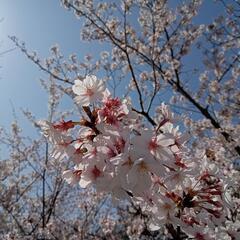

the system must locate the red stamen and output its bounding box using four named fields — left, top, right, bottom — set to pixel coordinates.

left=53, top=120, right=75, bottom=132
left=92, top=165, right=102, bottom=179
